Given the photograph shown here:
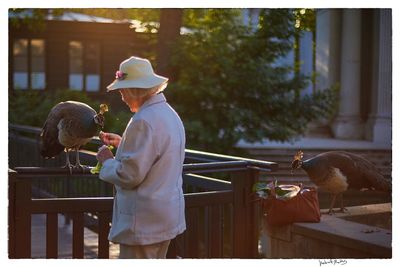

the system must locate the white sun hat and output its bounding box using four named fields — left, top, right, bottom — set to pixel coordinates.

left=106, top=56, right=168, bottom=91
